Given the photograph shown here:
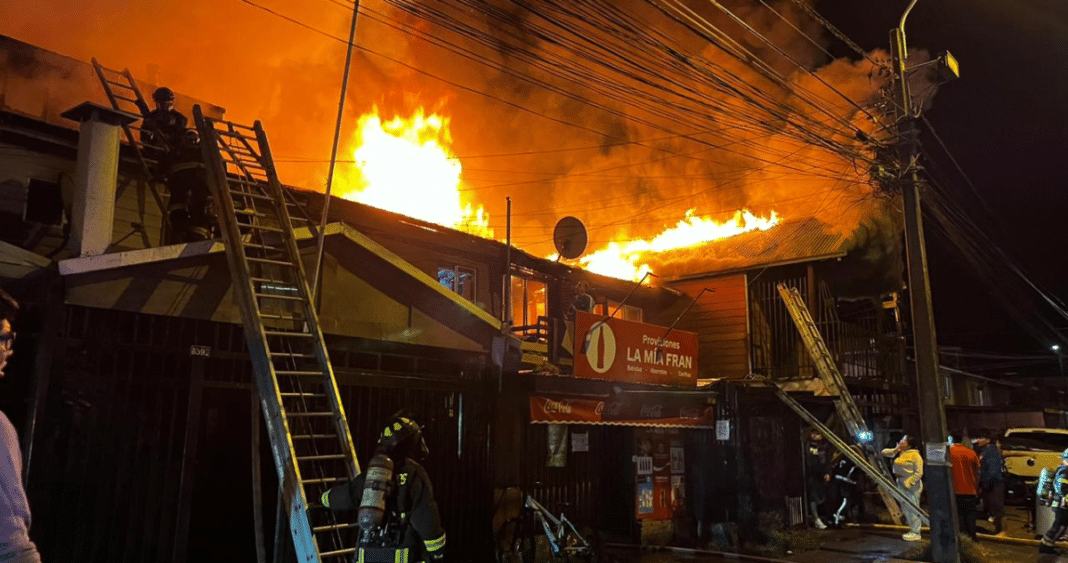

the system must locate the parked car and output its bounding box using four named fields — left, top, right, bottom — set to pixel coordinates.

left=999, top=428, right=1068, bottom=504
